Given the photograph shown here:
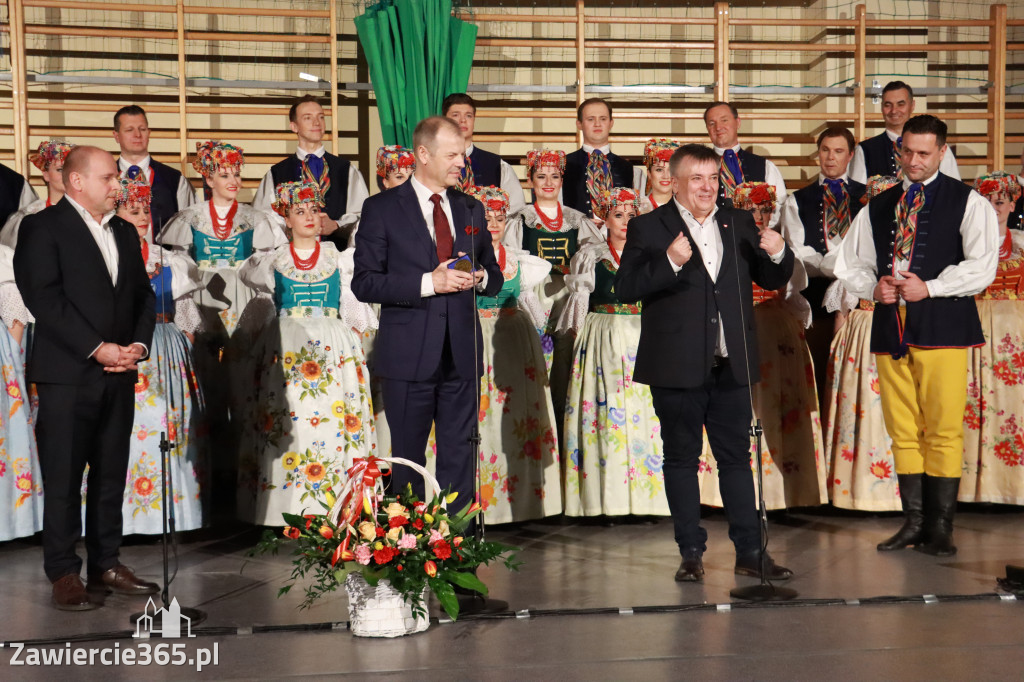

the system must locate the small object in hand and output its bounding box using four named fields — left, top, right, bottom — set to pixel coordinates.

left=448, top=254, right=474, bottom=273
